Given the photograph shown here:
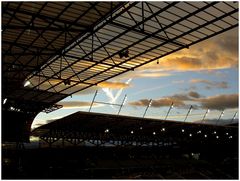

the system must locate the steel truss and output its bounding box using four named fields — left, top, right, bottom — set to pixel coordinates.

left=2, top=2, right=238, bottom=111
